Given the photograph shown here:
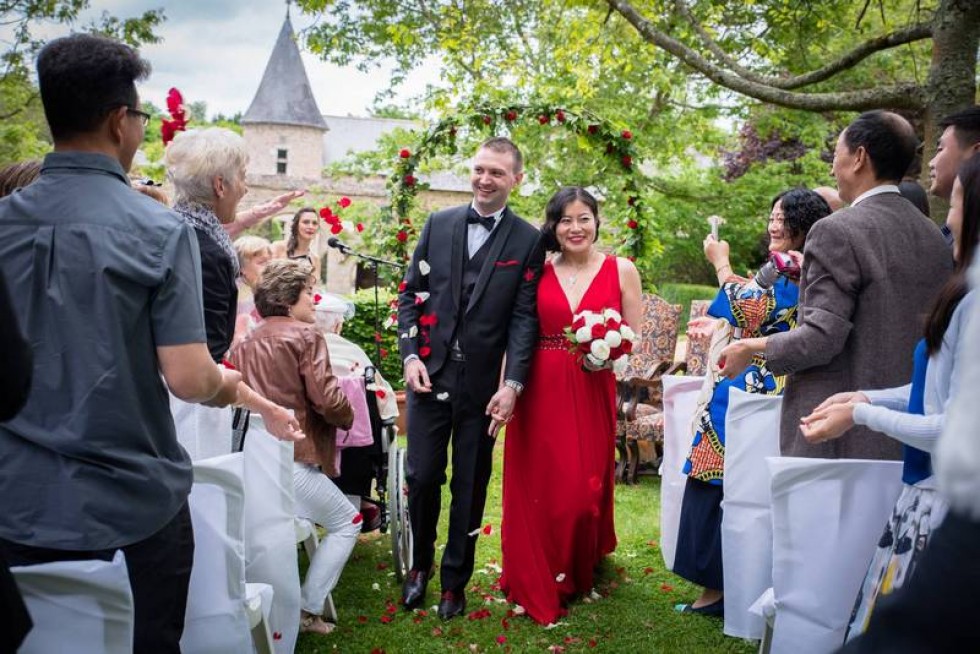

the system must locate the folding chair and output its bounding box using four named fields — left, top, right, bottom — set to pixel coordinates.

left=12, top=550, right=134, bottom=654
